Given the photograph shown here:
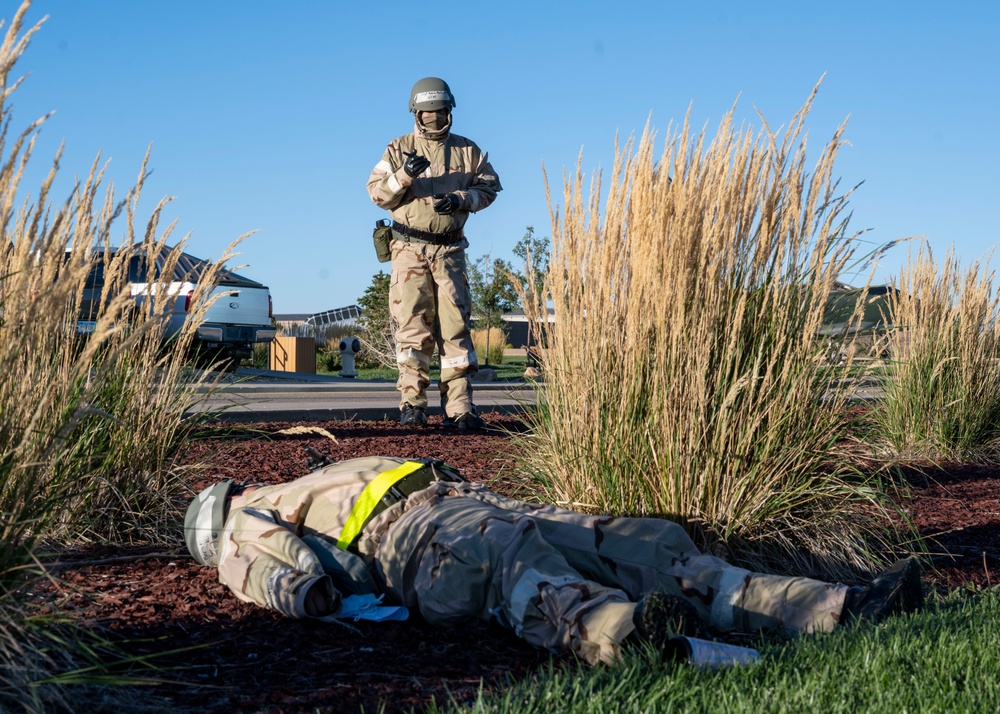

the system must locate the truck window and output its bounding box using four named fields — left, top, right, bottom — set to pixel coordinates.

left=127, top=256, right=152, bottom=283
